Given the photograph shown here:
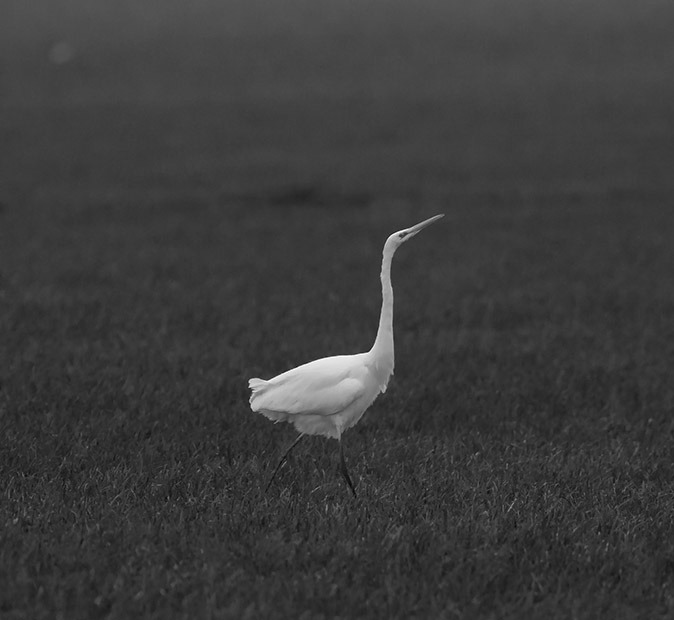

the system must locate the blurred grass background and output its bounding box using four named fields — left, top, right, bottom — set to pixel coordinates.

left=3, top=0, right=673, bottom=200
